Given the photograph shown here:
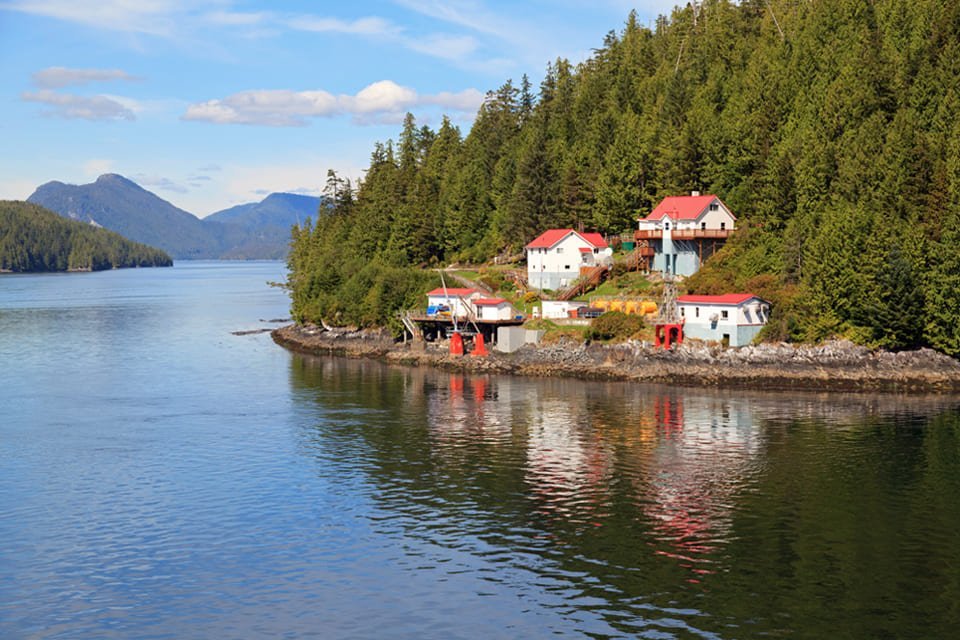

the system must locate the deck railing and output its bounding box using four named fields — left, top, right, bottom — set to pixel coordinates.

left=634, top=228, right=733, bottom=241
